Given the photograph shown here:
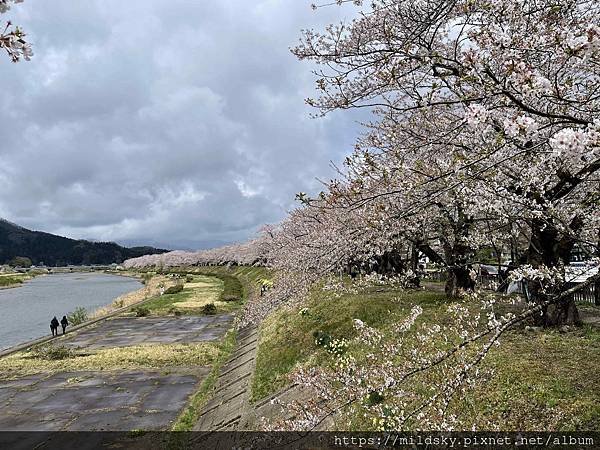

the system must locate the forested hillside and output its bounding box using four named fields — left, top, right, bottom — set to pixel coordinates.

left=0, top=219, right=167, bottom=266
